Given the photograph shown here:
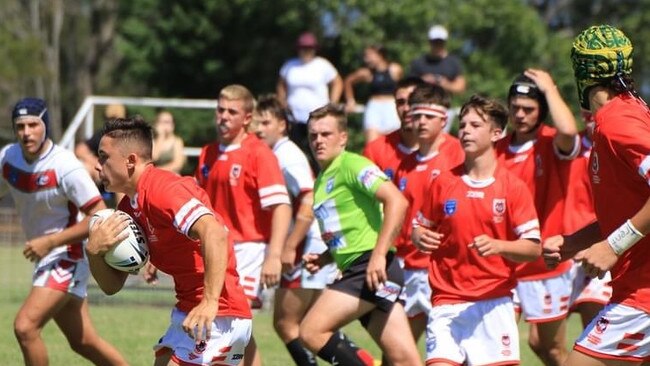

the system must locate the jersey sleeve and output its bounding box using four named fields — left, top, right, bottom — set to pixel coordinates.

left=345, top=154, right=388, bottom=198
left=153, top=180, right=214, bottom=237
left=612, top=118, right=650, bottom=186
left=507, top=177, right=541, bottom=242
left=194, top=145, right=211, bottom=188
left=254, top=146, right=290, bottom=208
left=0, top=145, right=10, bottom=198
left=59, top=157, right=102, bottom=211
left=283, top=159, right=314, bottom=198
